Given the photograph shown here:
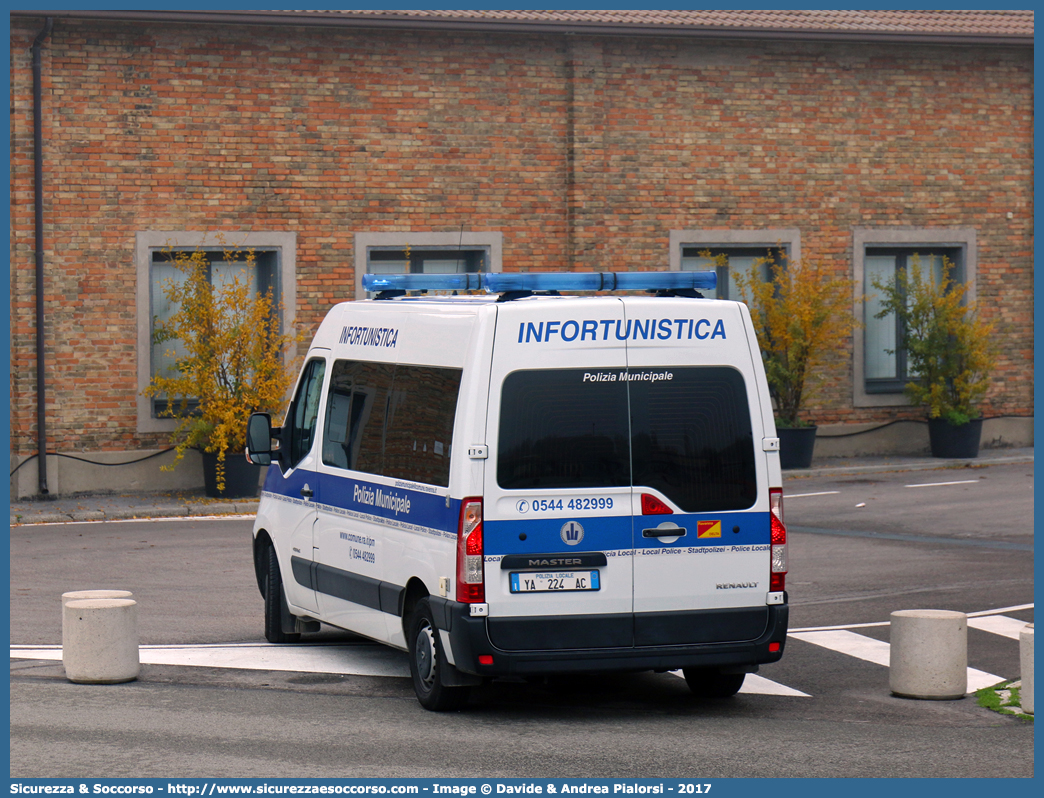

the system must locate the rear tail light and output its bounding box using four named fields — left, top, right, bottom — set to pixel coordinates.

left=641, top=494, right=673, bottom=515
left=769, top=488, right=787, bottom=593
left=456, top=498, right=484, bottom=603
